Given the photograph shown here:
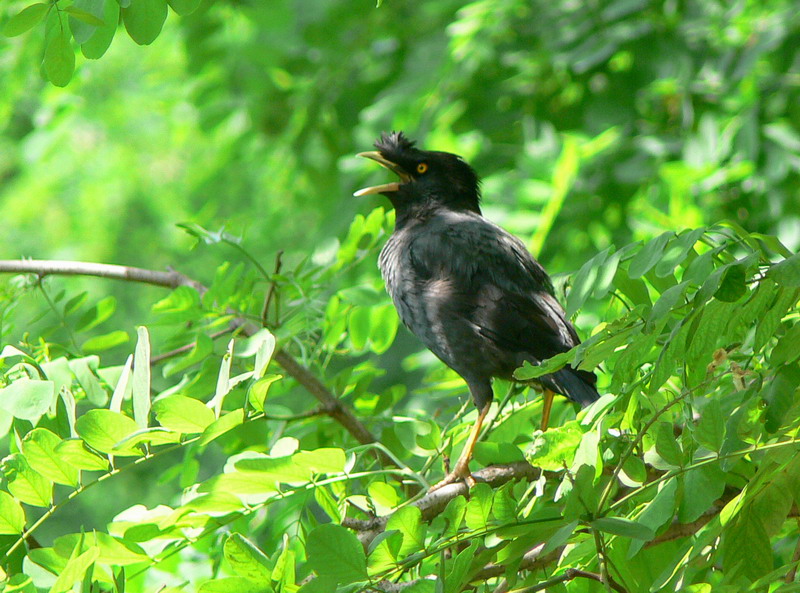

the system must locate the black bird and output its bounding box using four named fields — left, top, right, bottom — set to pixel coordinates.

left=355, top=132, right=599, bottom=488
